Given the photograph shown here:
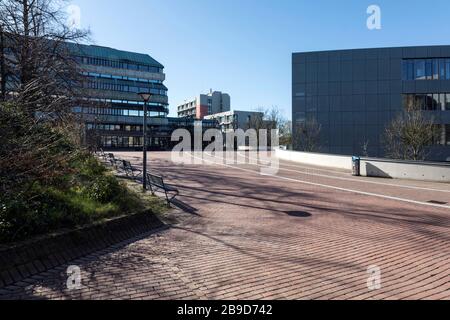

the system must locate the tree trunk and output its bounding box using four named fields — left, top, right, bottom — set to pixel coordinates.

left=0, top=25, right=5, bottom=101
left=20, top=0, right=31, bottom=86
